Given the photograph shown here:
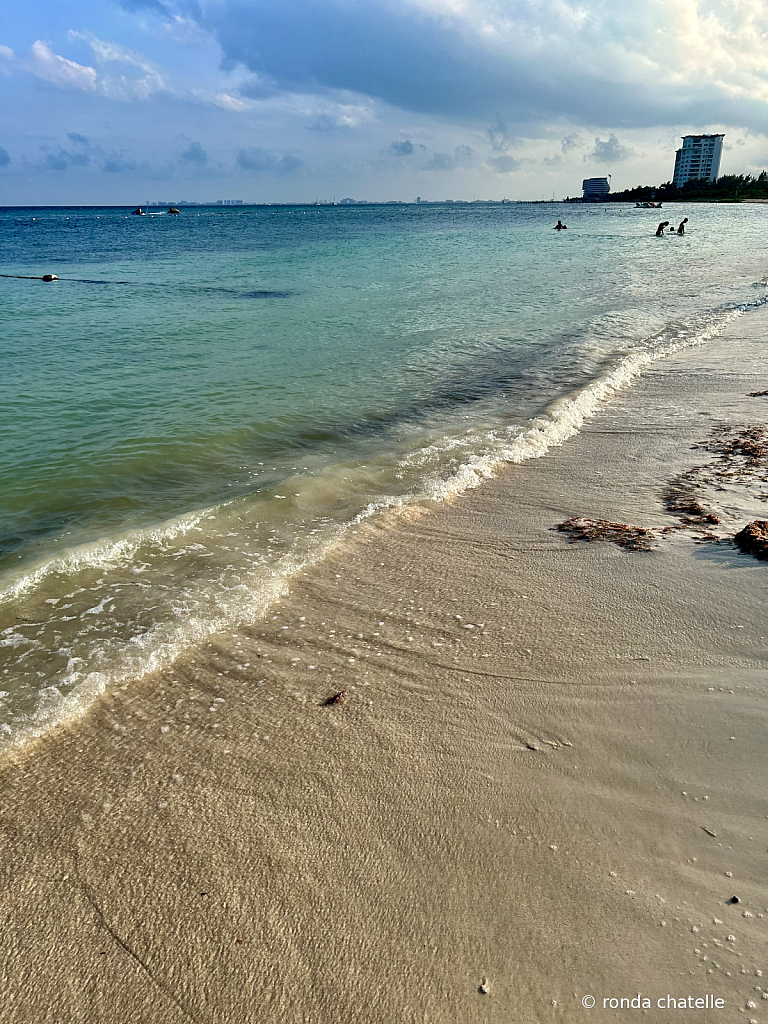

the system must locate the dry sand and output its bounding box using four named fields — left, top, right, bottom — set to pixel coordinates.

left=2, top=310, right=768, bottom=1024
